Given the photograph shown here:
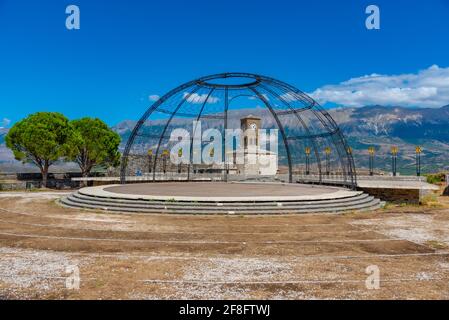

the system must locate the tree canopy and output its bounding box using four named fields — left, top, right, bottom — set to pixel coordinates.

left=5, top=112, right=73, bottom=187
left=68, top=117, right=121, bottom=177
